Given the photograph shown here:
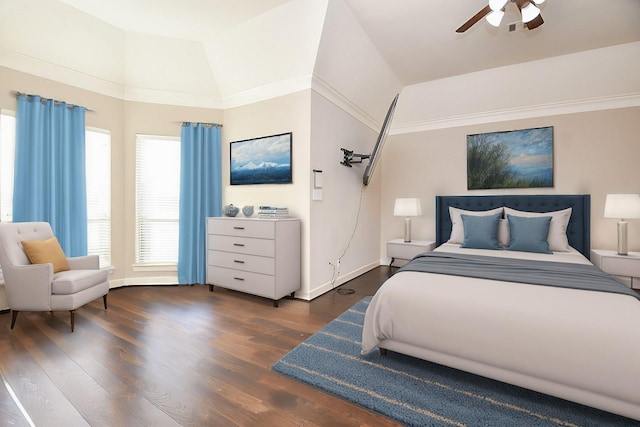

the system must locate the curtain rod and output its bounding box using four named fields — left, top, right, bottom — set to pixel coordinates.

left=12, top=91, right=94, bottom=112
left=180, top=121, right=223, bottom=128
